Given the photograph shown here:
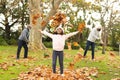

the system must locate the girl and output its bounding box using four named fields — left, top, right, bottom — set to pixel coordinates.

left=39, top=24, right=79, bottom=75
